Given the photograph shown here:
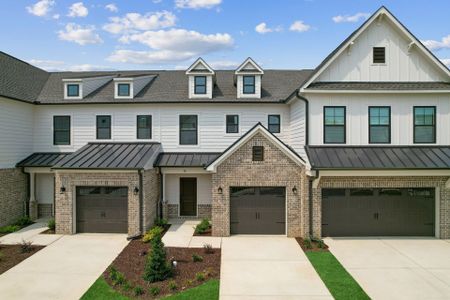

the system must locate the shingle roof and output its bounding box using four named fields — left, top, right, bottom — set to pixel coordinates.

left=306, top=82, right=450, bottom=90
left=0, top=52, right=49, bottom=103
left=16, top=152, right=72, bottom=167
left=155, top=152, right=221, bottom=167
left=306, top=146, right=450, bottom=169
left=36, top=70, right=313, bottom=104
left=53, top=142, right=161, bottom=169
